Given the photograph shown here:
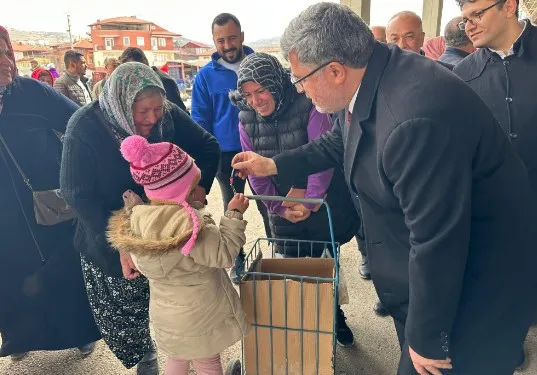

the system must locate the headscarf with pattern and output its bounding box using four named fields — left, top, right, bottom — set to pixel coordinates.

left=99, top=62, right=173, bottom=142
left=231, top=53, right=294, bottom=121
